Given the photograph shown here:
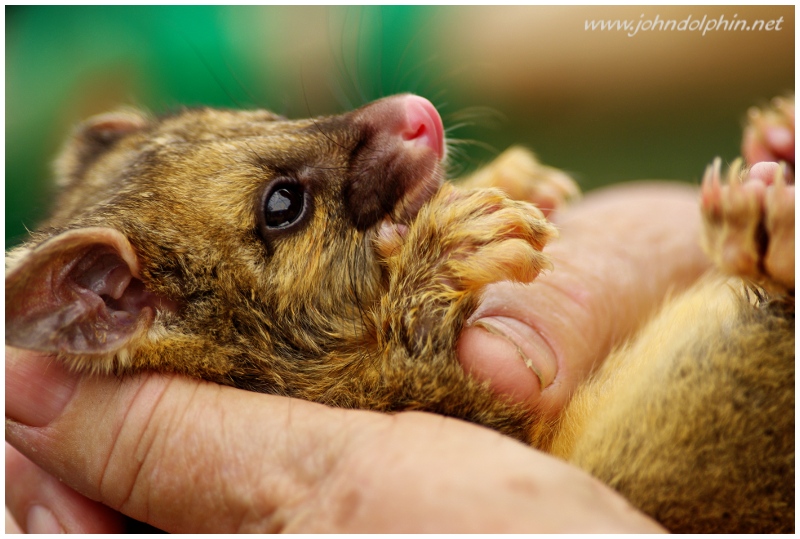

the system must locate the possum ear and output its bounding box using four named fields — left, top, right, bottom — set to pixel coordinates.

left=55, top=109, right=150, bottom=187
left=79, top=109, right=149, bottom=146
left=6, top=227, right=171, bottom=356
